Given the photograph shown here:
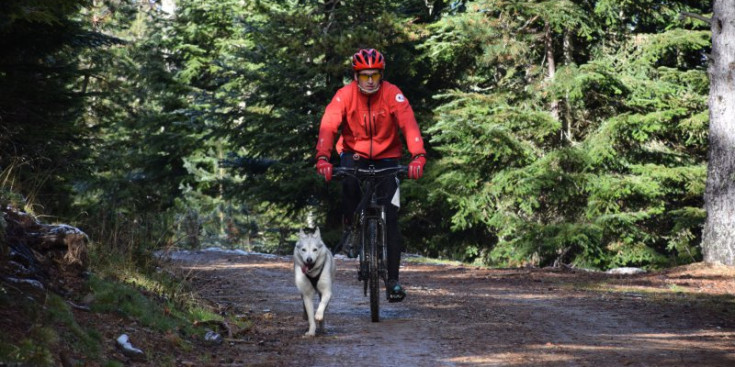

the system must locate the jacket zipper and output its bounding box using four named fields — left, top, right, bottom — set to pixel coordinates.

left=367, top=95, right=373, bottom=159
